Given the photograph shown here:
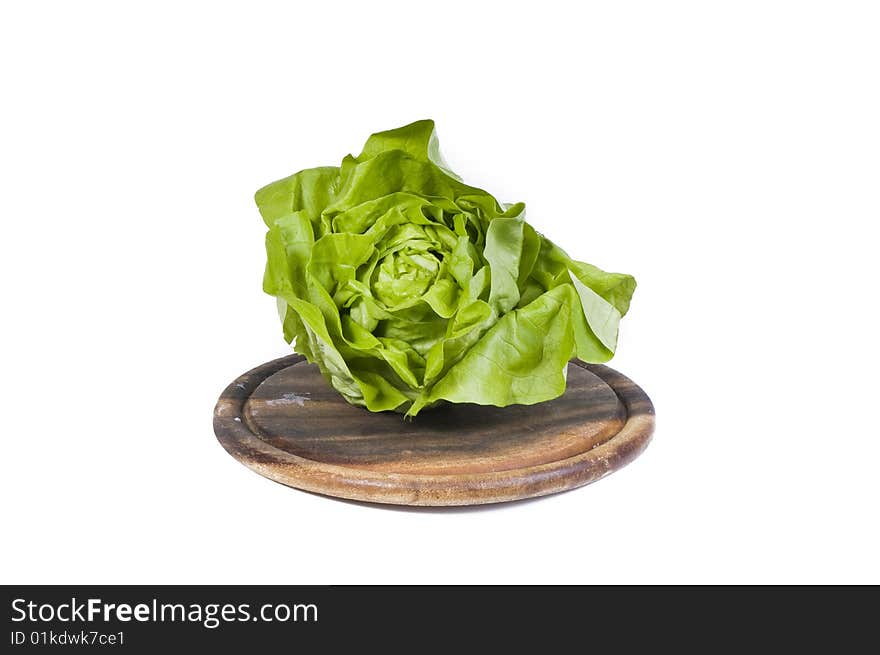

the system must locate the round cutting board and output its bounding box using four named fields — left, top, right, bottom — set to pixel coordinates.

left=214, top=355, right=654, bottom=506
